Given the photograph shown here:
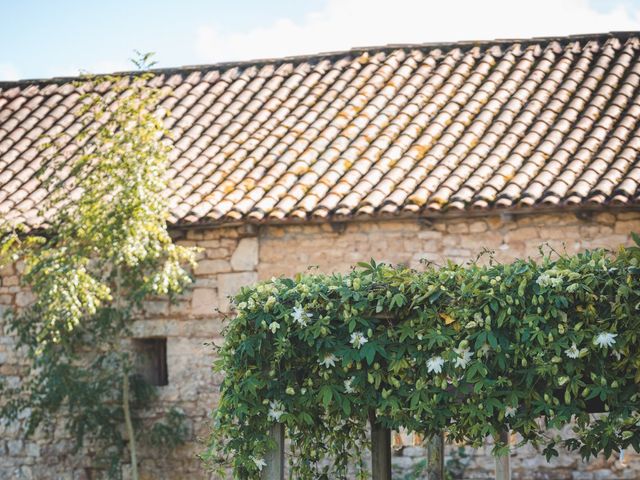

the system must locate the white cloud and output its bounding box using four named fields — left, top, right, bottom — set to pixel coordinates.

left=195, top=0, right=640, bottom=63
left=0, top=63, right=20, bottom=81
